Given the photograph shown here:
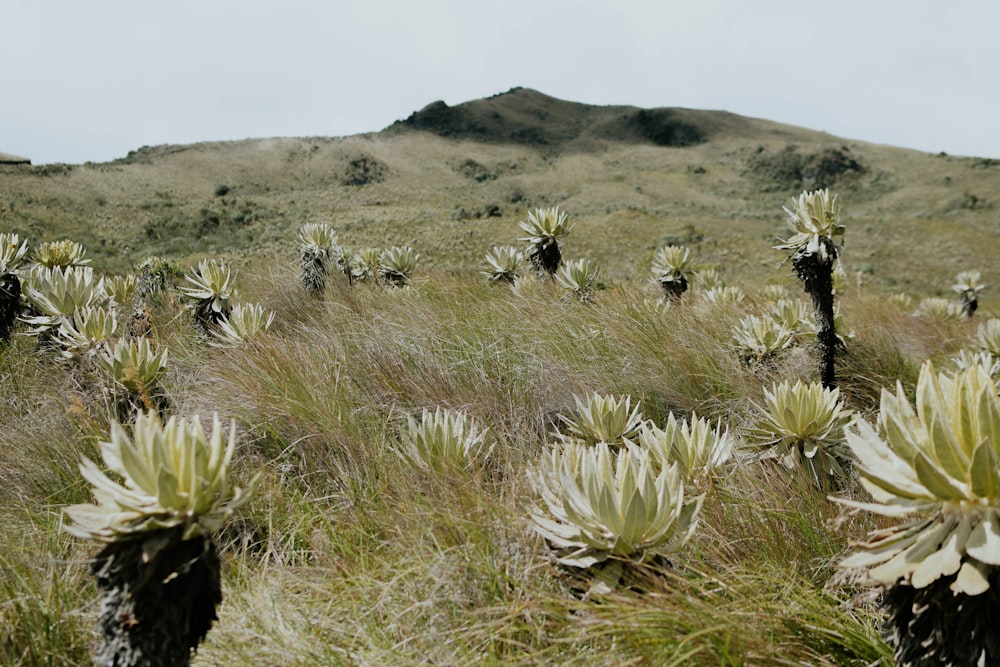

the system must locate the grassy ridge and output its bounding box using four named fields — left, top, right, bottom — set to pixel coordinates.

left=2, top=88, right=1000, bottom=309
left=0, top=258, right=983, bottom=664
